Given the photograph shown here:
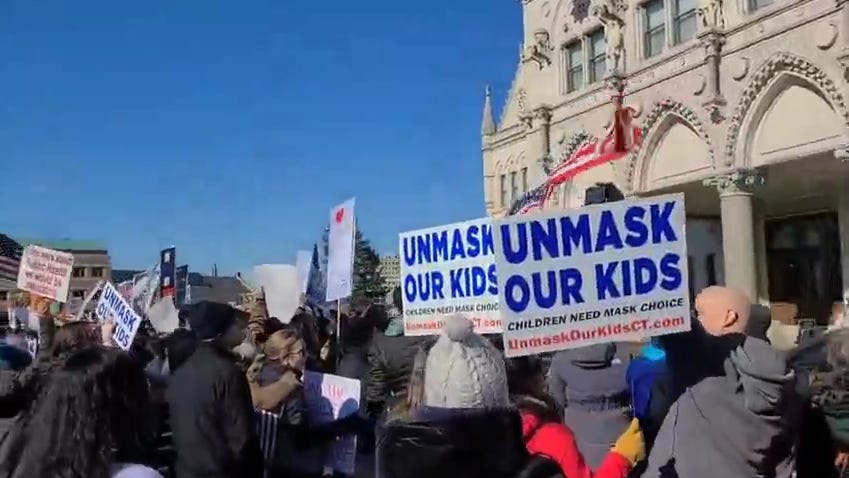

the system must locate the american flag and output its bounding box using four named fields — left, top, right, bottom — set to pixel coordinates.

left=508, top=185, right=547, bottom=216
left=0, top=234, right=23, bottom=283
